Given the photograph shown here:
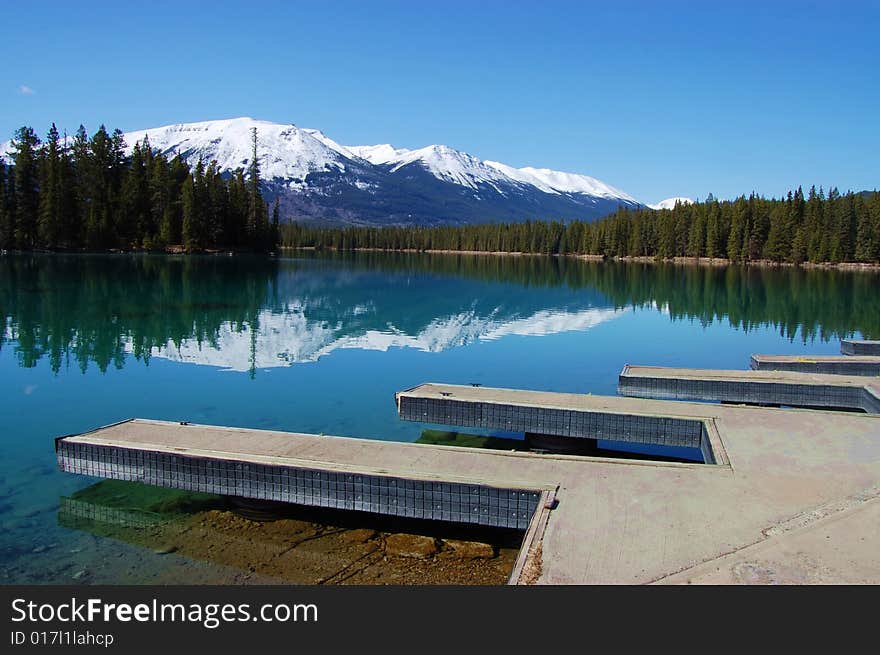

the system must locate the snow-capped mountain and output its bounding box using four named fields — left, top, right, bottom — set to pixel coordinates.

left=125, top=118, right=354, bottom=185
left=2, top=117, right=643, bottom=226
left=648, top=197, right=694, bottom=210
left=348, top=142, right=511, bottom=192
